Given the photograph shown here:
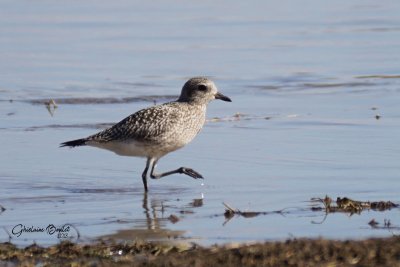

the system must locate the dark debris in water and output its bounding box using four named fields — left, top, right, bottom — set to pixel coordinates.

left=44, top=99, right=58, bottom=116
left=221, top=196, right=399, bottom=228
left=222, top=202, right=288, bottom=225
left=367, top=218, right=400, bottom=233
left=223, top=202, right=267, bottom=218
left=168, top=214, right=180, bottom=224
left=311, top=195, right=399, bottom=214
